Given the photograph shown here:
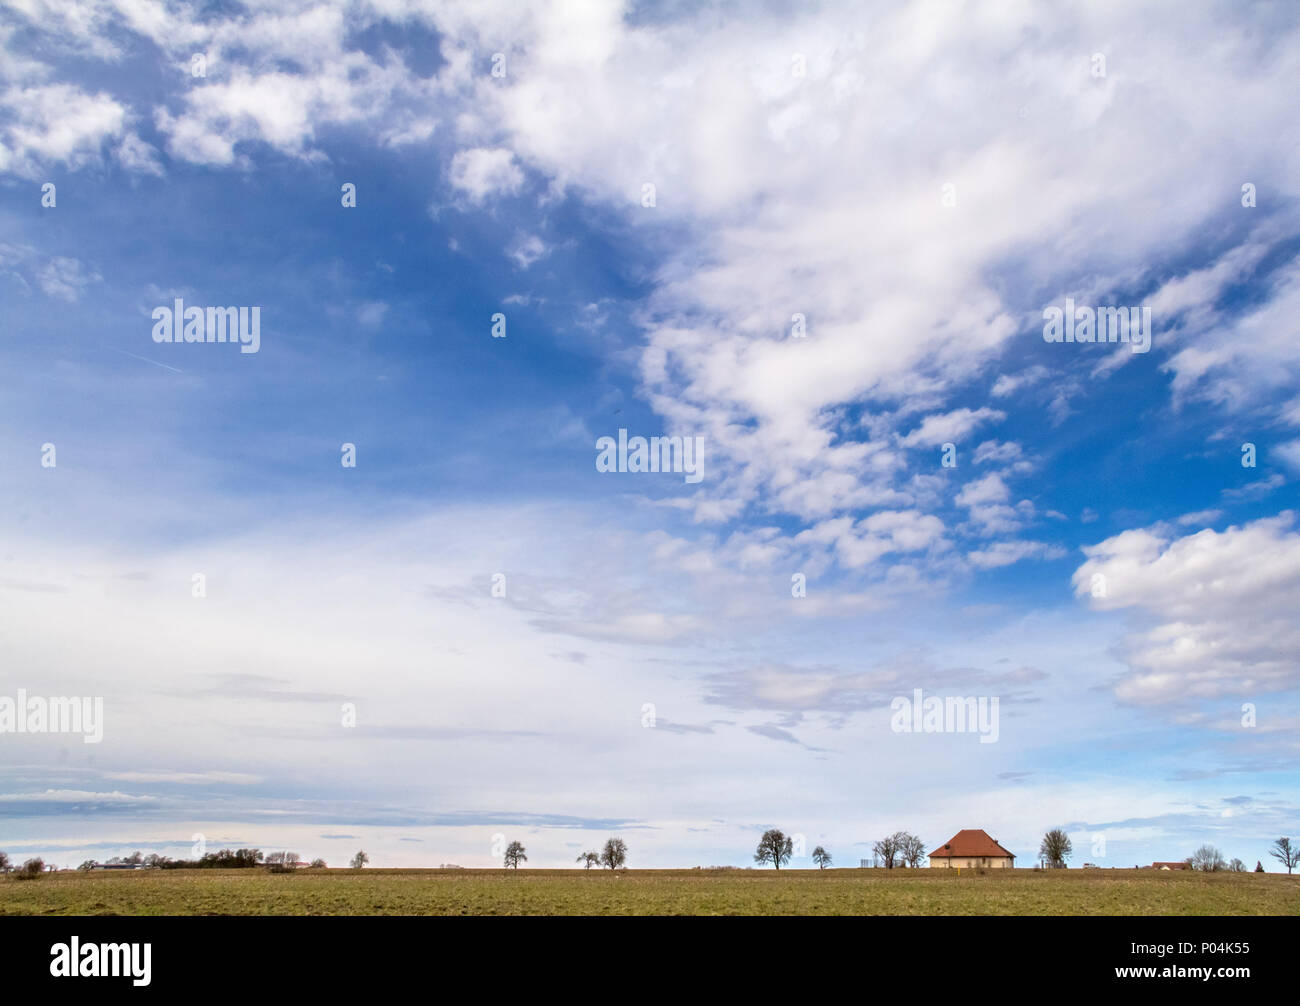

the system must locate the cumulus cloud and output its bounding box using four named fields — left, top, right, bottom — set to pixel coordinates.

left=0, top=83, right=146, bottom=176
left=434, top=0, right=1300, bottom=531
left=1072, top=513, right=1300, bottom=704
left=900, top=407, right=1005, bottom=448
left=1275, top=438, right=1300, bottom=473
left=967, top=540, right=1066, bottom=569
left=448, top=146, right=524, bottom=202
left=5, top=0, right=1298, bottom=552
left=36, top=256, right=101, bottom=301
